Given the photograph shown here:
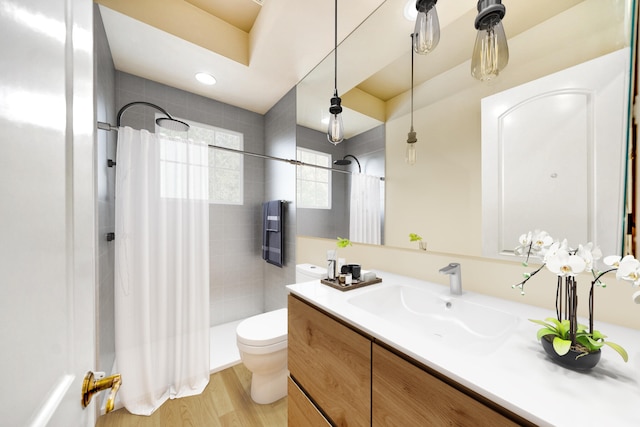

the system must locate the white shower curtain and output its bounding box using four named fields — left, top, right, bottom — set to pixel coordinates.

left=114, top=127, right=210, bottom=416
left=349, top=173, right=381, bottom=244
